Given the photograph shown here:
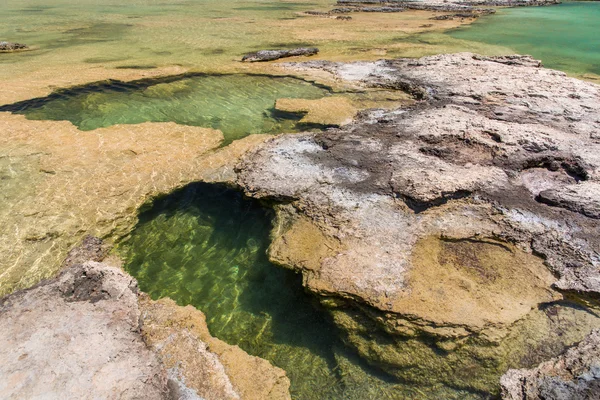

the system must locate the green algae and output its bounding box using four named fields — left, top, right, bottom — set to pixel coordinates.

left=119, top=183, right=486, bottom=400
left=0, top=74, right=330, bottom=144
